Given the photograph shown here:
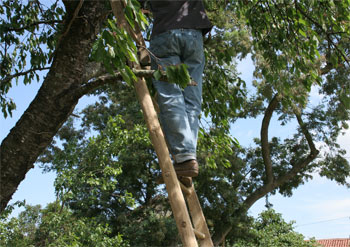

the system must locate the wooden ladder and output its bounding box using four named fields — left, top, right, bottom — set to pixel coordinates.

left=110, top=1, right=213, bottom=246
